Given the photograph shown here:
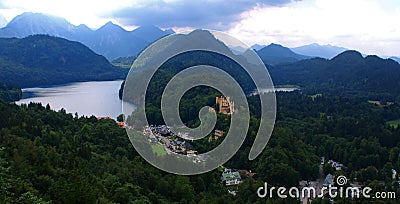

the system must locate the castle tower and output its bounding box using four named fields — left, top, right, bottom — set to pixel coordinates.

left=216, top=96, right=235, bottom=115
